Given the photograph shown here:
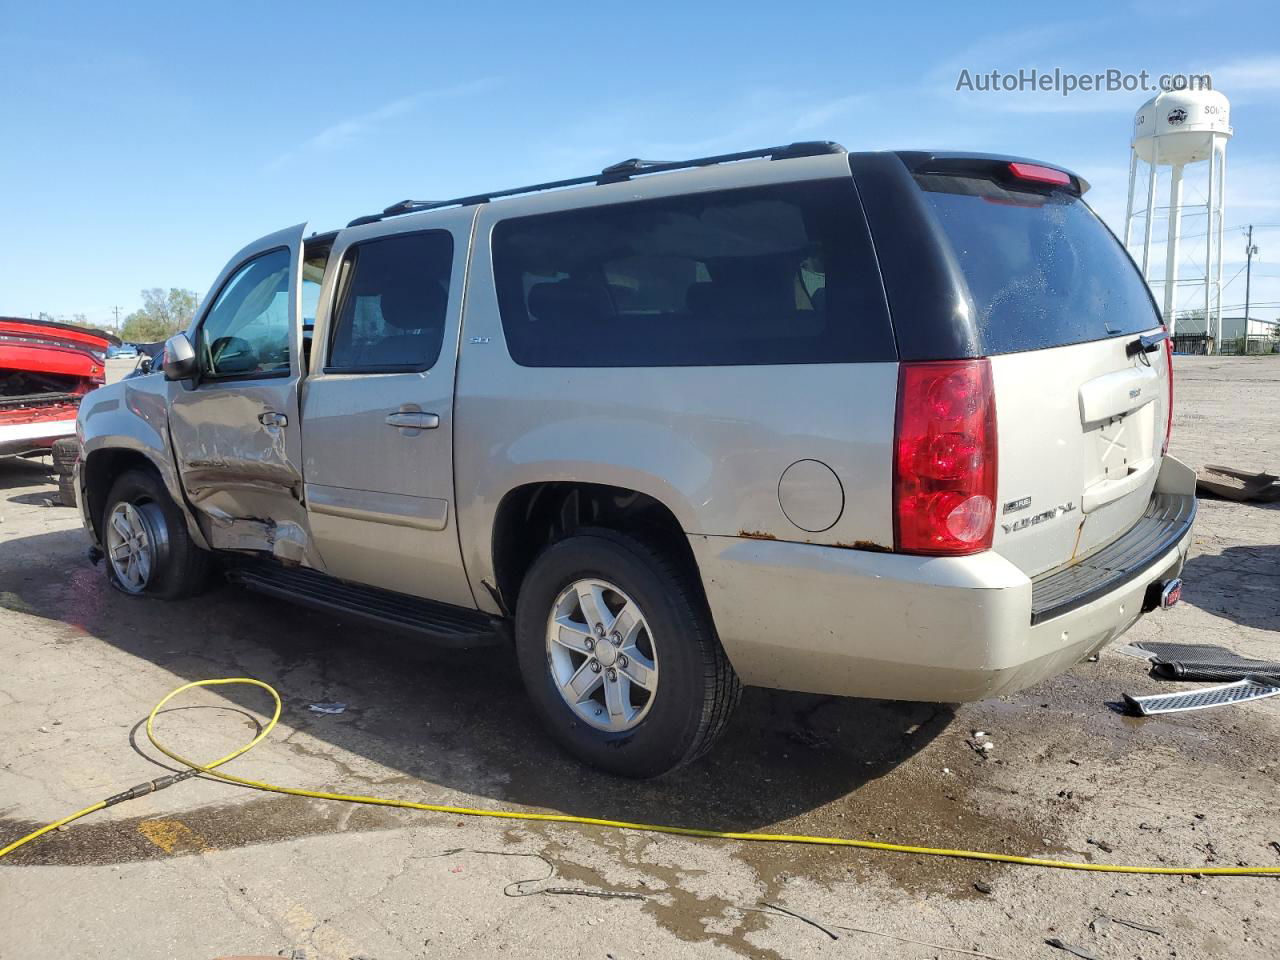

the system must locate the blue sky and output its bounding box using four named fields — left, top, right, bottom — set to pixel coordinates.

left=2, top=1, right=1278, bottom=326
